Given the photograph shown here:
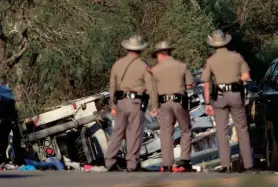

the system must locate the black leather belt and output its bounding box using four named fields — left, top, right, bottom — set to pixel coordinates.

left=114, top=90, right=149, bottom=112
left=217, top=82, right=243, bottom=92
left=158, top=93, right=184, bottom=104
left=115, top=90, right=144, bottom=100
